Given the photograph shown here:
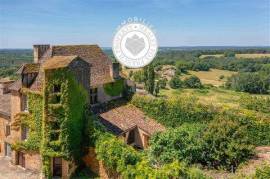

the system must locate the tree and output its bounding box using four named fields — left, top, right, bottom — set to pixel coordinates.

left=154, top=81, right=160, bottom=96
left=226, top=73, right=269, bottom=94
left=202, top=118, right=254, bottom=171
left=169, top=76, right=182, bottom=89
left=159, top=78, right=167, bottom=89
left=183, top=76, right=202, bottom=88
left=143, top=64, right=155, bottom=94
left=224, top=51, right=235, bottom=57
left=176, top=61, right=189, bottom=74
